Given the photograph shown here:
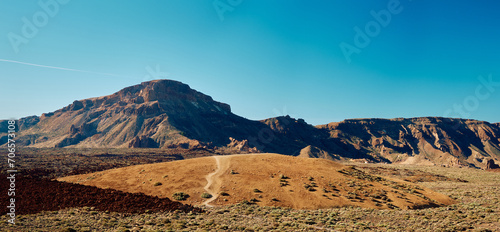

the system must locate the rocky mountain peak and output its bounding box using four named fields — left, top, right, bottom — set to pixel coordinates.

left=54, top=79, right=231, bottom=115
left=119, top=80, right=214, bottom=104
